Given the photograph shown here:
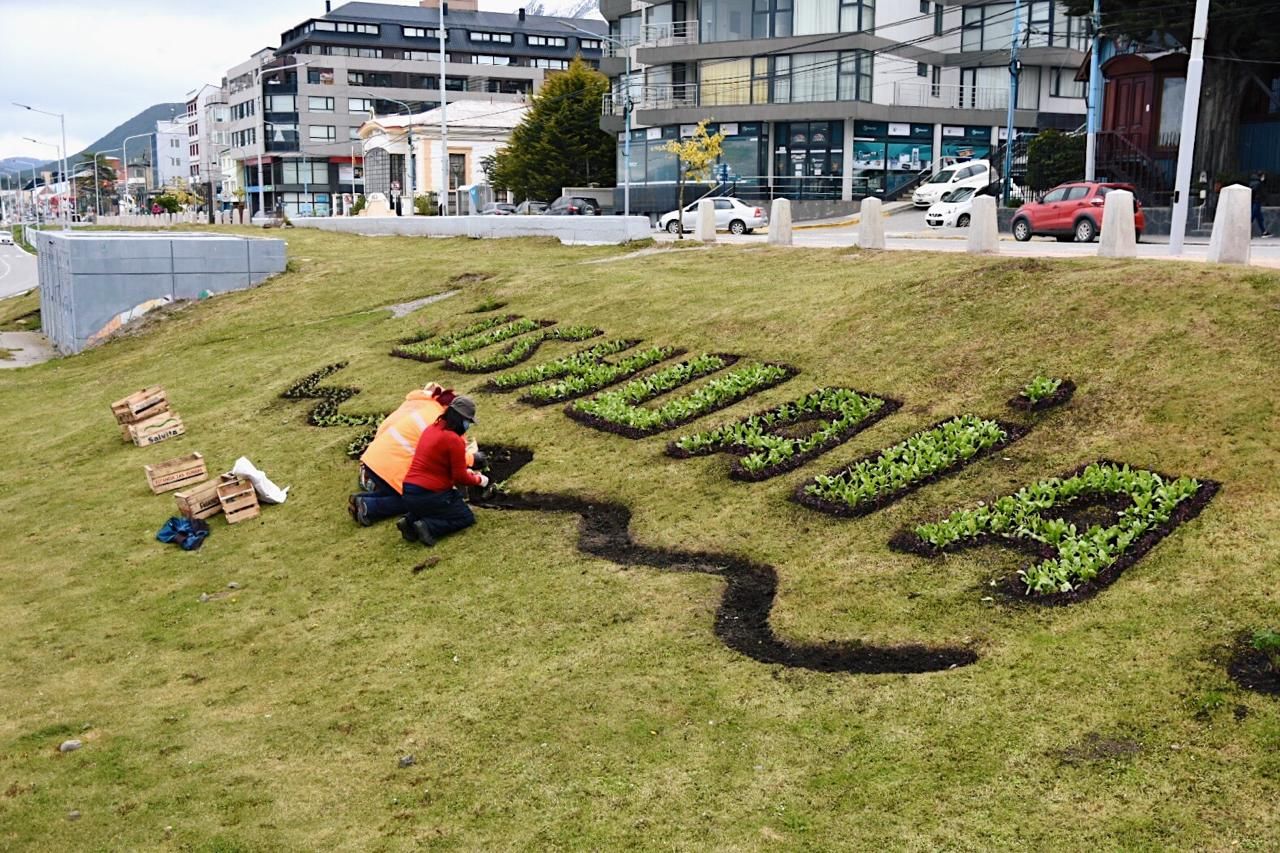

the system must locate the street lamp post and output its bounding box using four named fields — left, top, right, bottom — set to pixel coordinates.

left=86, top=147, right=123, bottom=218
left=256, top=59, right=313, bottom=221
left=13, top=102, right=71, bottom=229
left=438, top=3, right=449, bottom=216
left=365, top=92, right=416, bottom=214
left=122, top=133, right=155, bottom=214
left=561, top=22, right=630, bottom=218
left=23, top=137, right=63, bottom=222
